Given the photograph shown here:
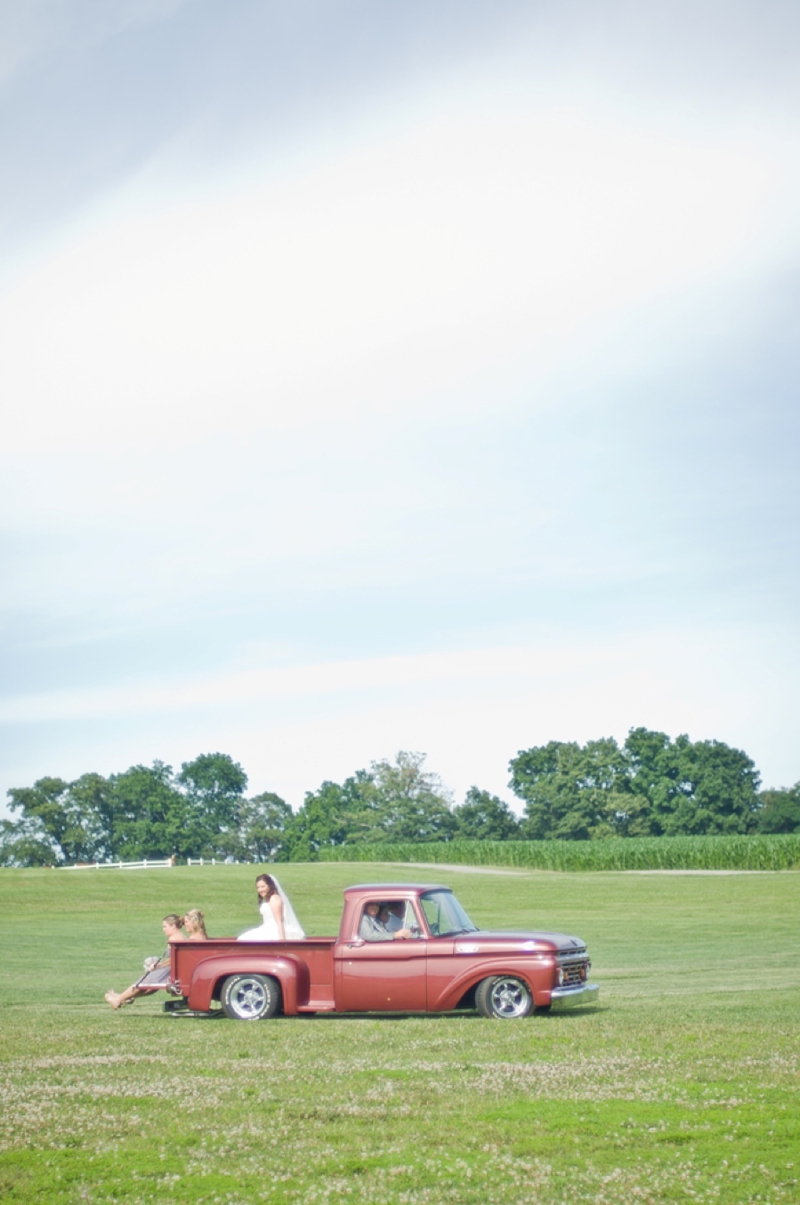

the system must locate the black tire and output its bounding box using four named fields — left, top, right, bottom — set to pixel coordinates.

left=475, top=975, right=533, bottom=1019
left=219, top=974, right=280, bottom=1021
